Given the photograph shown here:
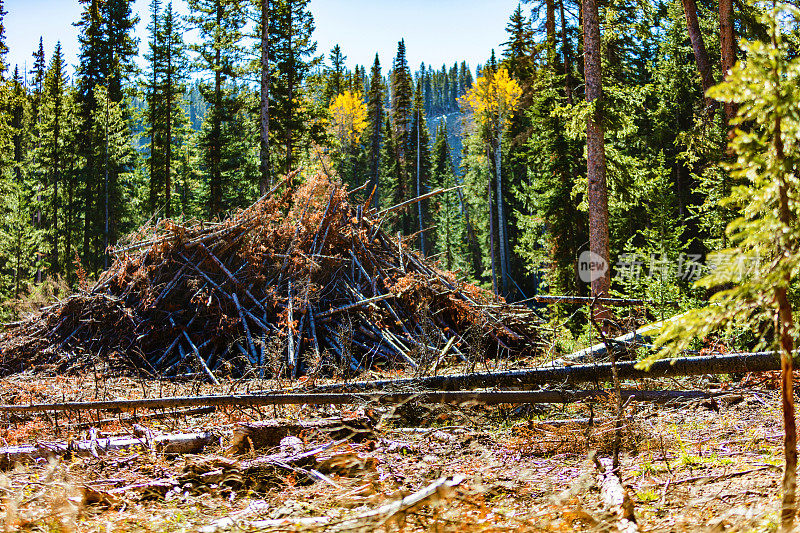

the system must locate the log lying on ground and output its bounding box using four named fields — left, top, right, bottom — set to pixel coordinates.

left=593, top=454, right=639, bottom=533
left=0, top=389, right=728, bottom=415
left=0, top=430, right=217, bottom=469
left=0, top=173, right=541, bottom=380
left=229, top=416, right=373, bottom=453
left=307, top=351, right=792, bottom=392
